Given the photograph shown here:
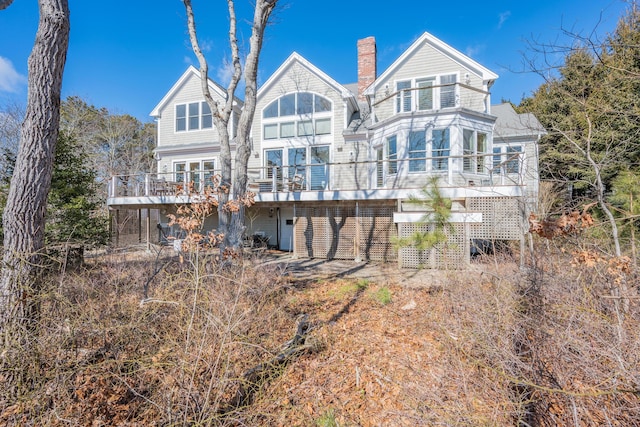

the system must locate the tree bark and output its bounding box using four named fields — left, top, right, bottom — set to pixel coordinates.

left=183, top=0, right=277, bottom=253
left=0, top=0, right=70, bottom=331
